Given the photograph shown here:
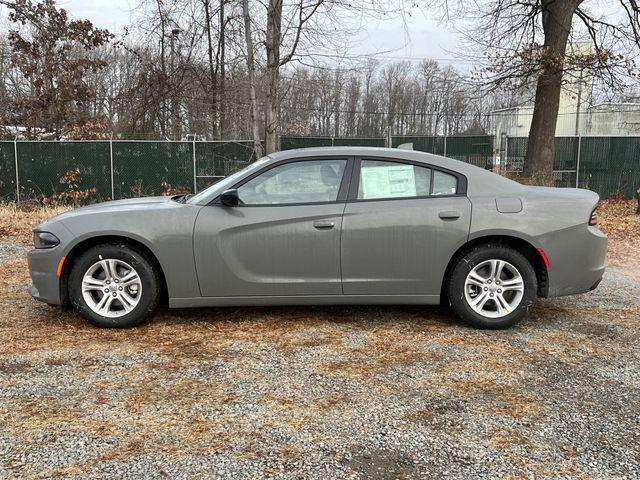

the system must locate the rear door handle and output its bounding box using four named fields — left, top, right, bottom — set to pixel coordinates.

left=438, top=211, right=460, bottom=220
left=313, top=220, right=335, bottom=230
